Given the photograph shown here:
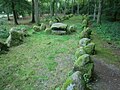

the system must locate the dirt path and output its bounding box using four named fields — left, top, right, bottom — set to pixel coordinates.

left=91, top=56, right=120, bottom=90
left=34, top=54, right=75, bottom=90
